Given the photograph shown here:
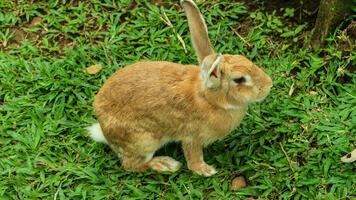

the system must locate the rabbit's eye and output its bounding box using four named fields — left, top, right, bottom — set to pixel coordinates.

left=233, top=77, right=246, bottom=84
